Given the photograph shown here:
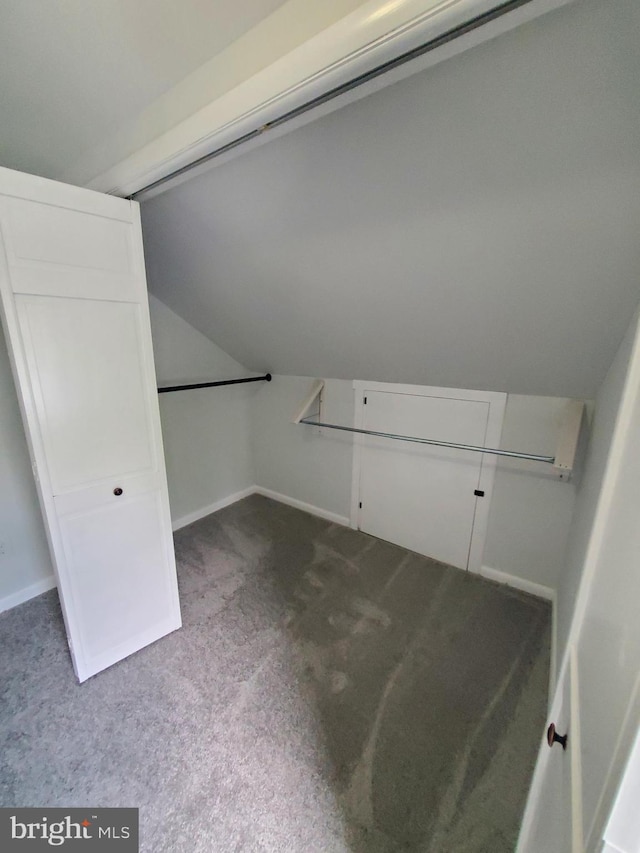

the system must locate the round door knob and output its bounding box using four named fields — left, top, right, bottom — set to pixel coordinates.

left=547, top=722, right=567, bottom=750
left=113, top=487, right=123, bottom=496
